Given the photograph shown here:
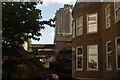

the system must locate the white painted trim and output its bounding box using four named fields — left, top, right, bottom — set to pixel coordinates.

left=114, top=1, right=116, bottom=23
left=87, top=45, right=98, bottom=71
left=115, top=36, right=120, bottom=70
left=72, top=21, right=75, bottom=38
left=87, top=13, right=98, bottom=34
left=105, top=4, right=111, bottom=29
left=72, top=47, right=75, bottom=51
left=76, top=16, right=83, bottom=36
left=114, top=1, right=120, bottom=23
left=76, top=46, right=83, bottom=71
left=106, top=40, right=112, bottom=70
left=57, top=32, right=72, bottom=35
